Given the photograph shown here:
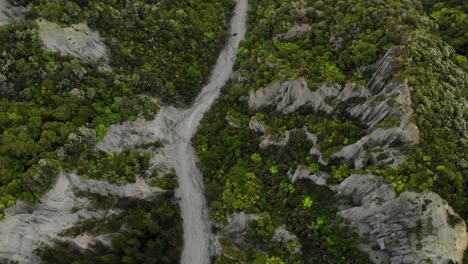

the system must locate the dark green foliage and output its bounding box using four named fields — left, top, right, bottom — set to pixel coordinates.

left=372, top=29, right=468, bottom=219
left=196, top=84, right=371, bottom=263
left=421, top=0, right=468, bottom=56
left=0, top=21, right=158, bottom=216
left=19, top=0, right=235, bottom=104
left=0, top=0, right=234, bottom=216
left=134, top=141, right=164, bottom=150
left=149, top=173, right=178, bottom=190
left=237, top=0, right=425, bottom=90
